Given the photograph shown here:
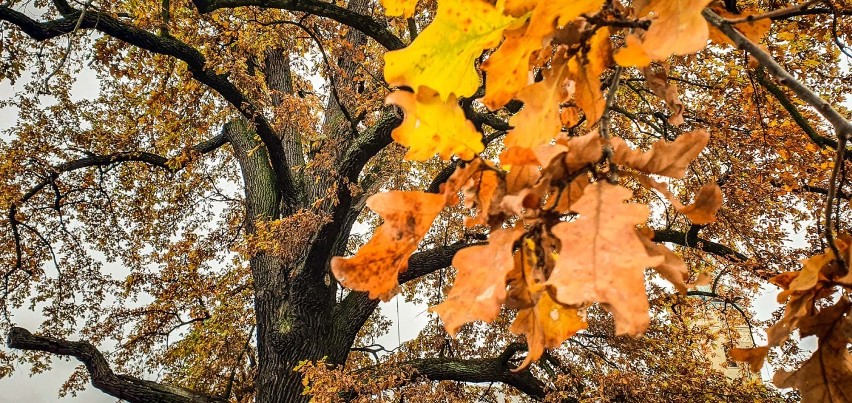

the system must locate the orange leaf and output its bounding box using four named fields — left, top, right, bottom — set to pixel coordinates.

left=431, top=228, right=523, bottom=336
left=569, top=29, right=611, bottom=124
left=510, top=292, right=586, bottom=369
left=505, top=54, right=571, bottom=150
left=639, top=0, right=713, bottom=60
left=637, top=229, right=688, bottom=294
left=331, top=191, right=445, bottom=300
left=546, top=182, right=663, bottom=335
left=610, top=130, right=709, bottom=179
left=729, top=346, right=769, bottom=373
